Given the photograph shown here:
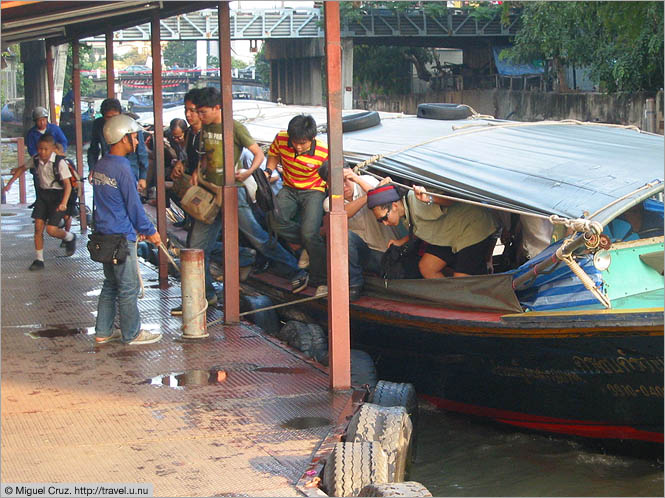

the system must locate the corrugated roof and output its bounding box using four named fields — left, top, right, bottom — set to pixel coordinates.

left=1, top=1, right=216, bottom=46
